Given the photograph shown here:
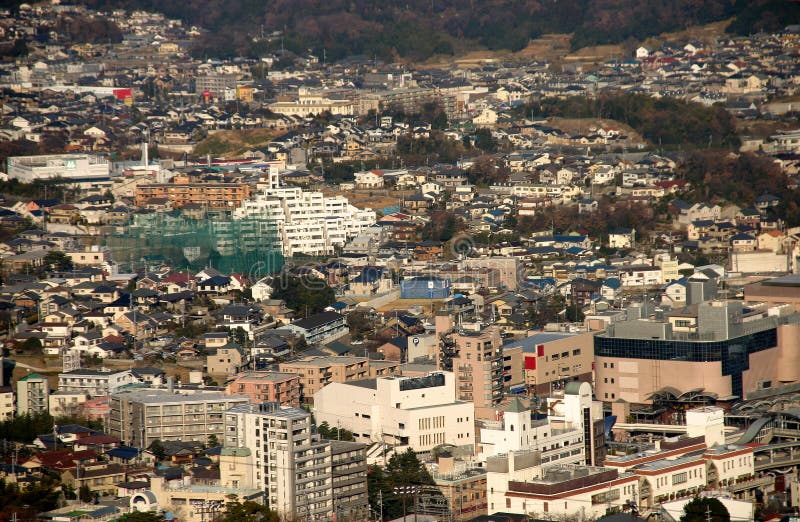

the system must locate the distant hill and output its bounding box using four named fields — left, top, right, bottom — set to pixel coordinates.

left=79, top=0, right=800, bottom=61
